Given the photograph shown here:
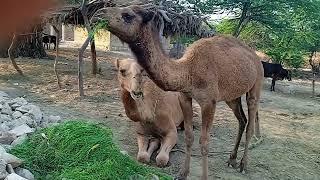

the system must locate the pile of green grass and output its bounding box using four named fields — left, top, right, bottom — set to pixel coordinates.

left=10, top=121, right=172, bottom=180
